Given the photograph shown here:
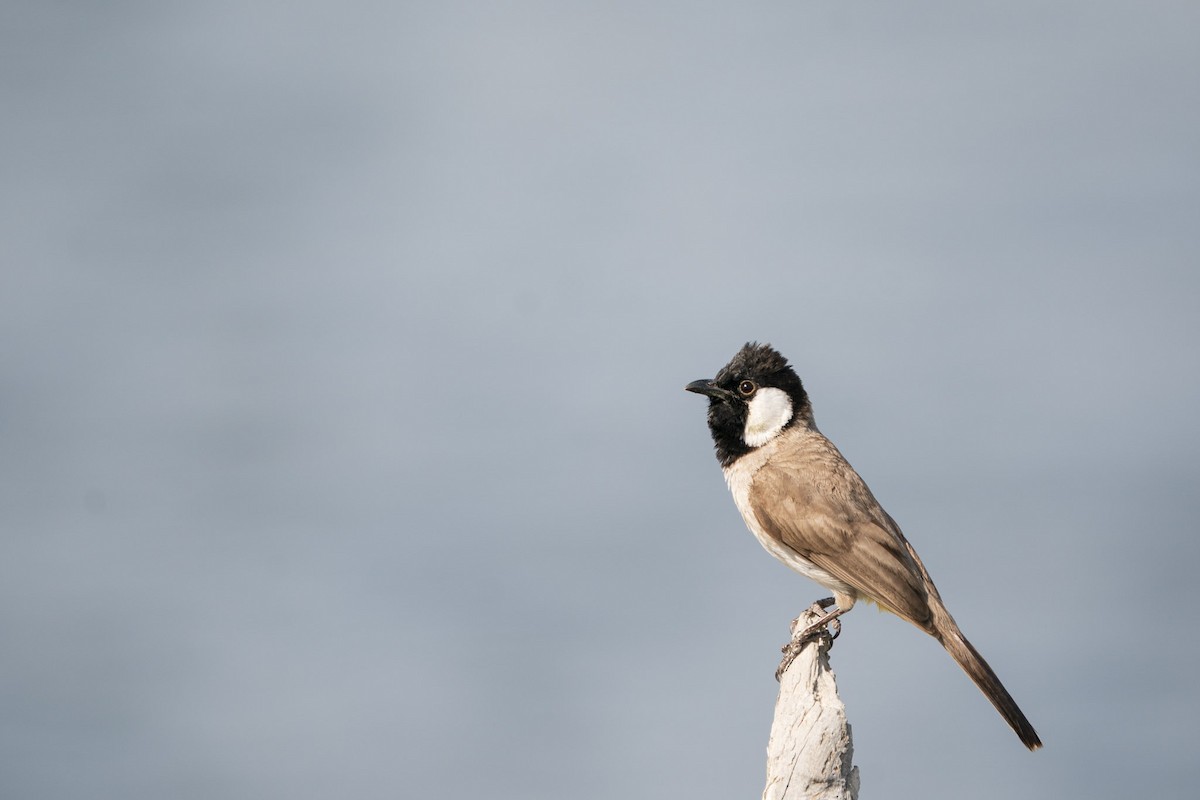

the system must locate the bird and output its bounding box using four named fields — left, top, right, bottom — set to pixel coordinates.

left=685, top=342, right=1042, bottom=750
